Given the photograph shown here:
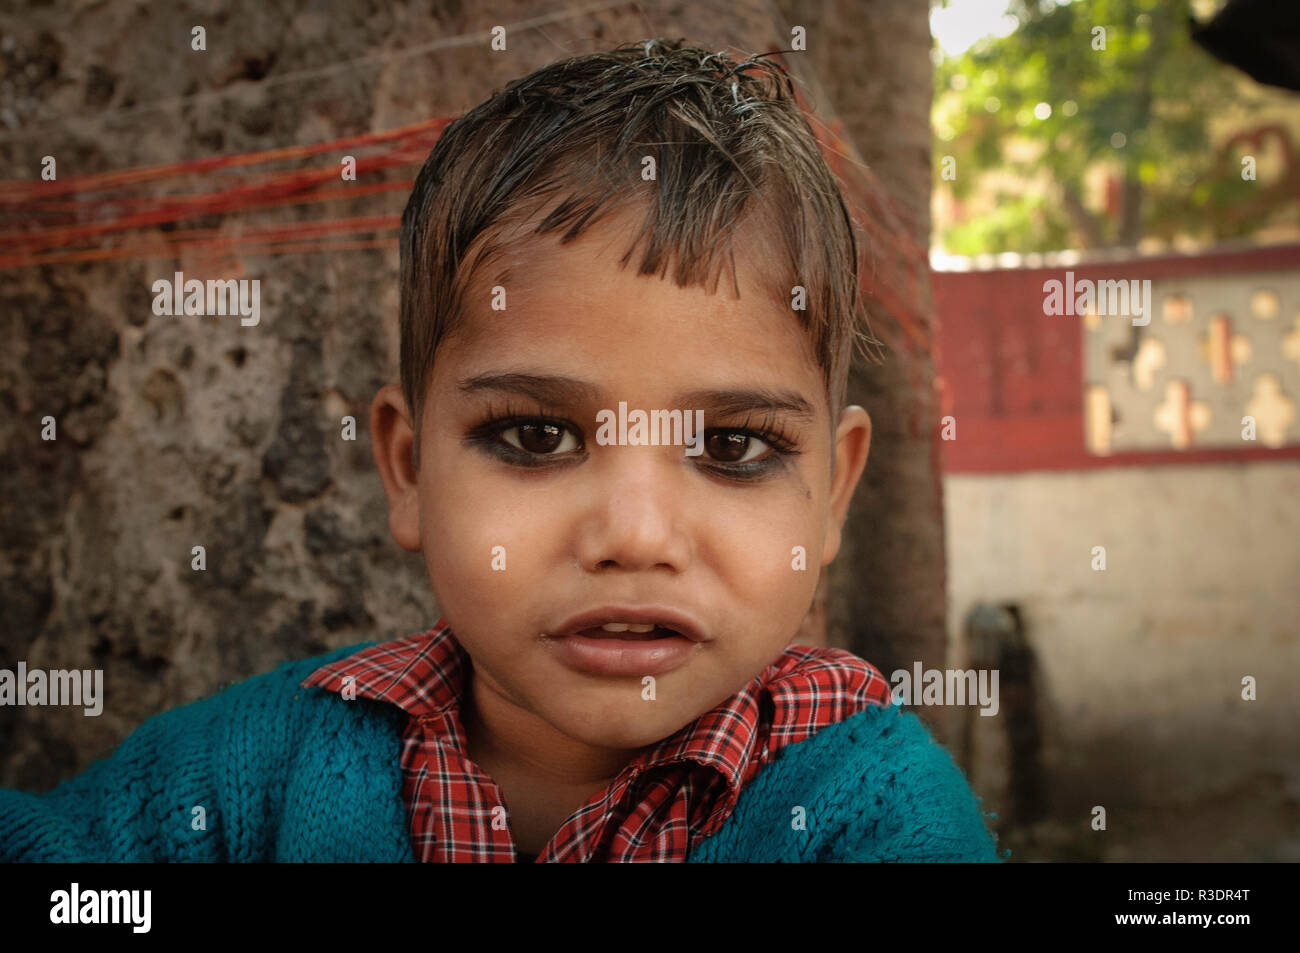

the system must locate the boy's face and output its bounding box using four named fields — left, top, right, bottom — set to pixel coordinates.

left=373, top=207, right=871, bottom=767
